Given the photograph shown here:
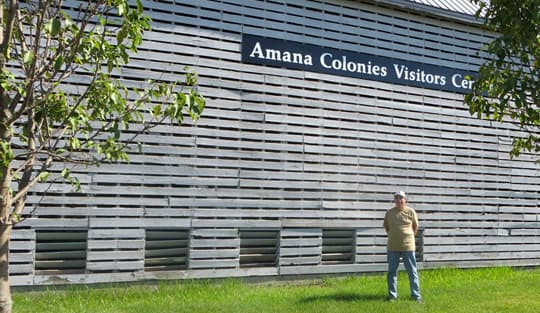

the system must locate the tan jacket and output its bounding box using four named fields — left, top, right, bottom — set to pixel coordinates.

left=383, top=206, right=418, bottom=251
